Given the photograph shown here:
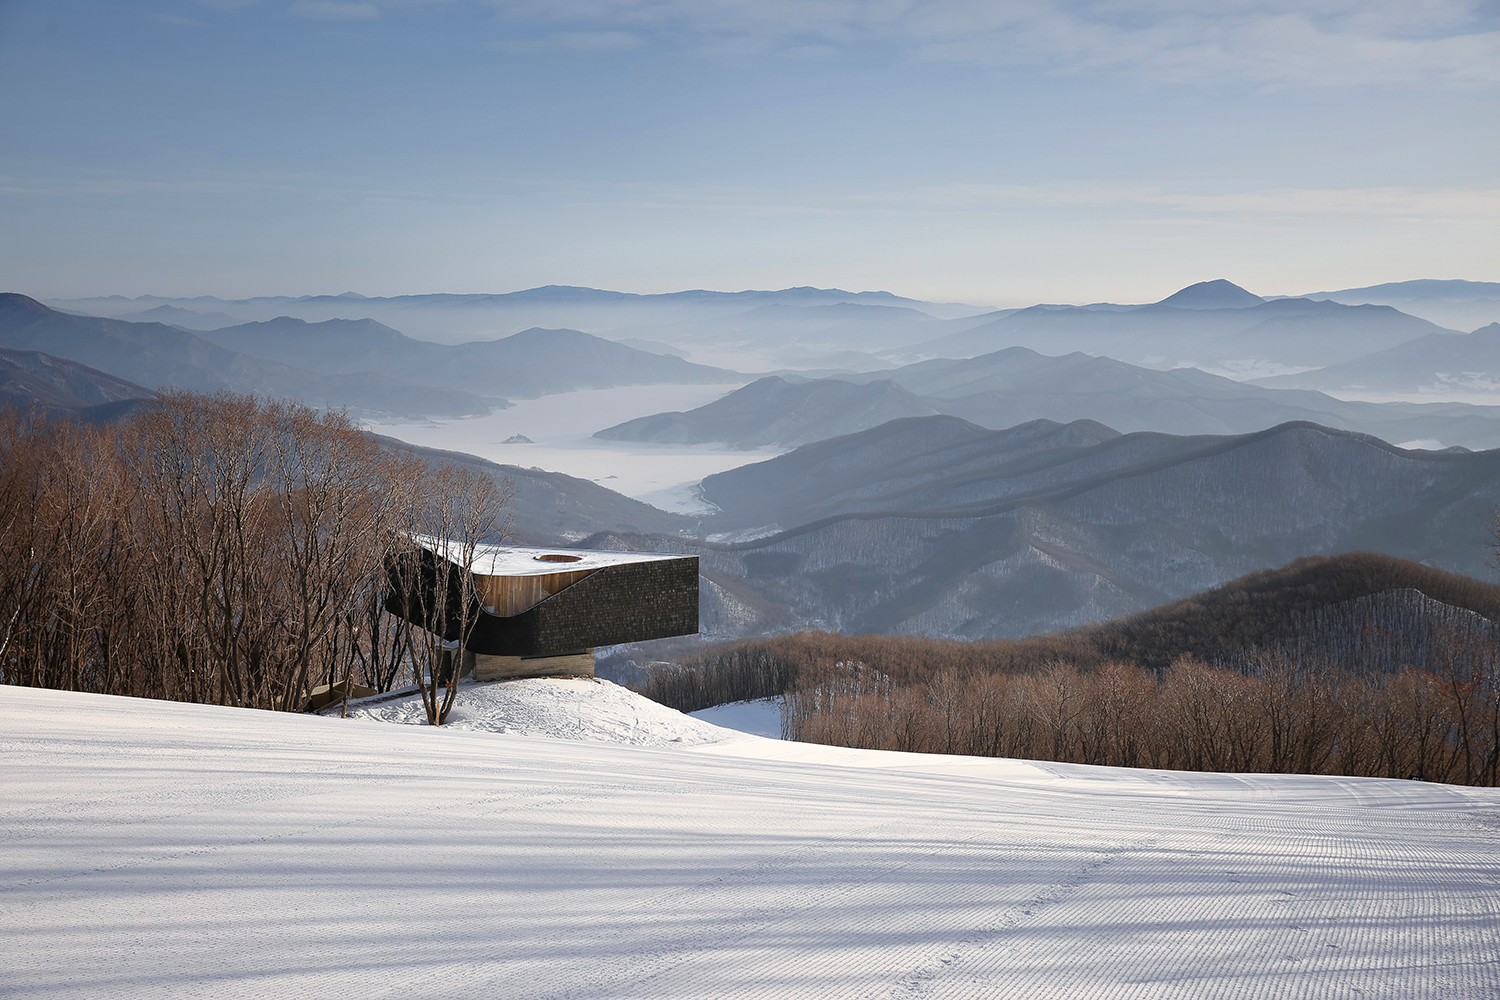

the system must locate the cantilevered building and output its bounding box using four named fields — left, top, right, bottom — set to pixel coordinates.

left=385, top=538, right=699, bottom=680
